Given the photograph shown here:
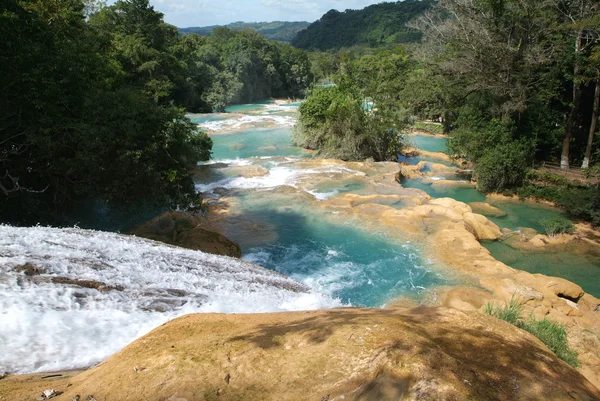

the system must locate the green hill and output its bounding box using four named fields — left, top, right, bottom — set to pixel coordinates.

left=291, top=0, right=434, bottom=50
left=179, top=21, right=310, bottom=43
